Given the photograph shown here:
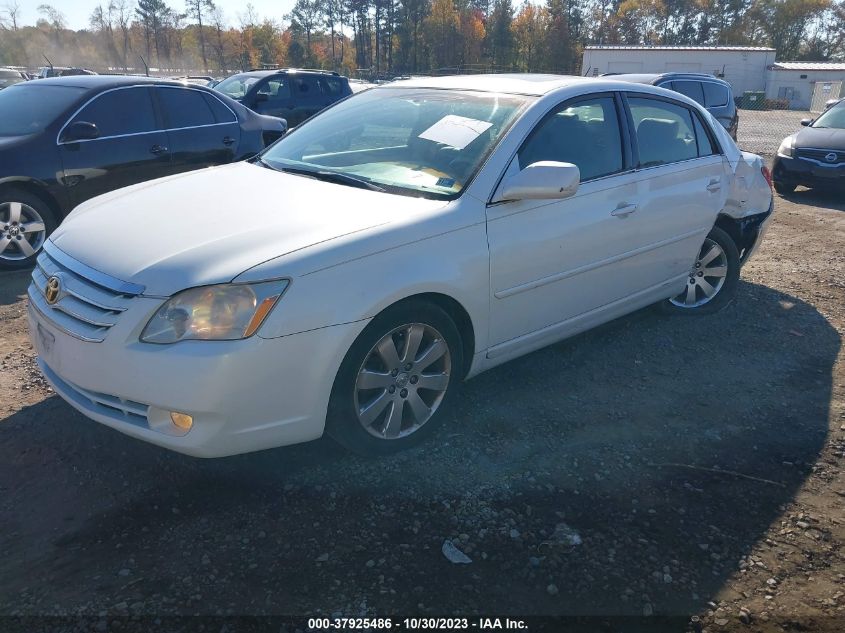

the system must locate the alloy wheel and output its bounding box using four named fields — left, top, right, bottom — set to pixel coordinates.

left=0, top=201, right=47, bottom=261
left=354, top=323, right=451, bottom=440
left=670, top=238, right=729, bottom=309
